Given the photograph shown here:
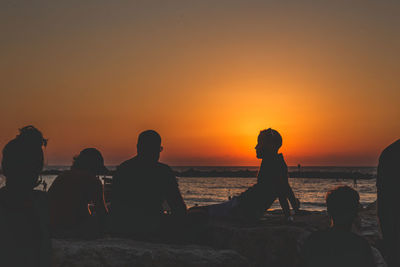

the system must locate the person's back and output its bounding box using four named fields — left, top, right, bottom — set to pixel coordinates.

left=301, top=186, right=375, bottom=267
left=257, top=153, right=288, bottom=185
left=112, top=157, right=185, bottom=230
left=48, top=169, right=104, bottom=234
left=48, top=148, right=108, bottom=238
left=302, top=229, right=374, bottom=267
left=0, top=188, right=48, bottom=267
left=110, top=130, right=186, bottom=235
left=377, top=139, right=400, bottom=266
